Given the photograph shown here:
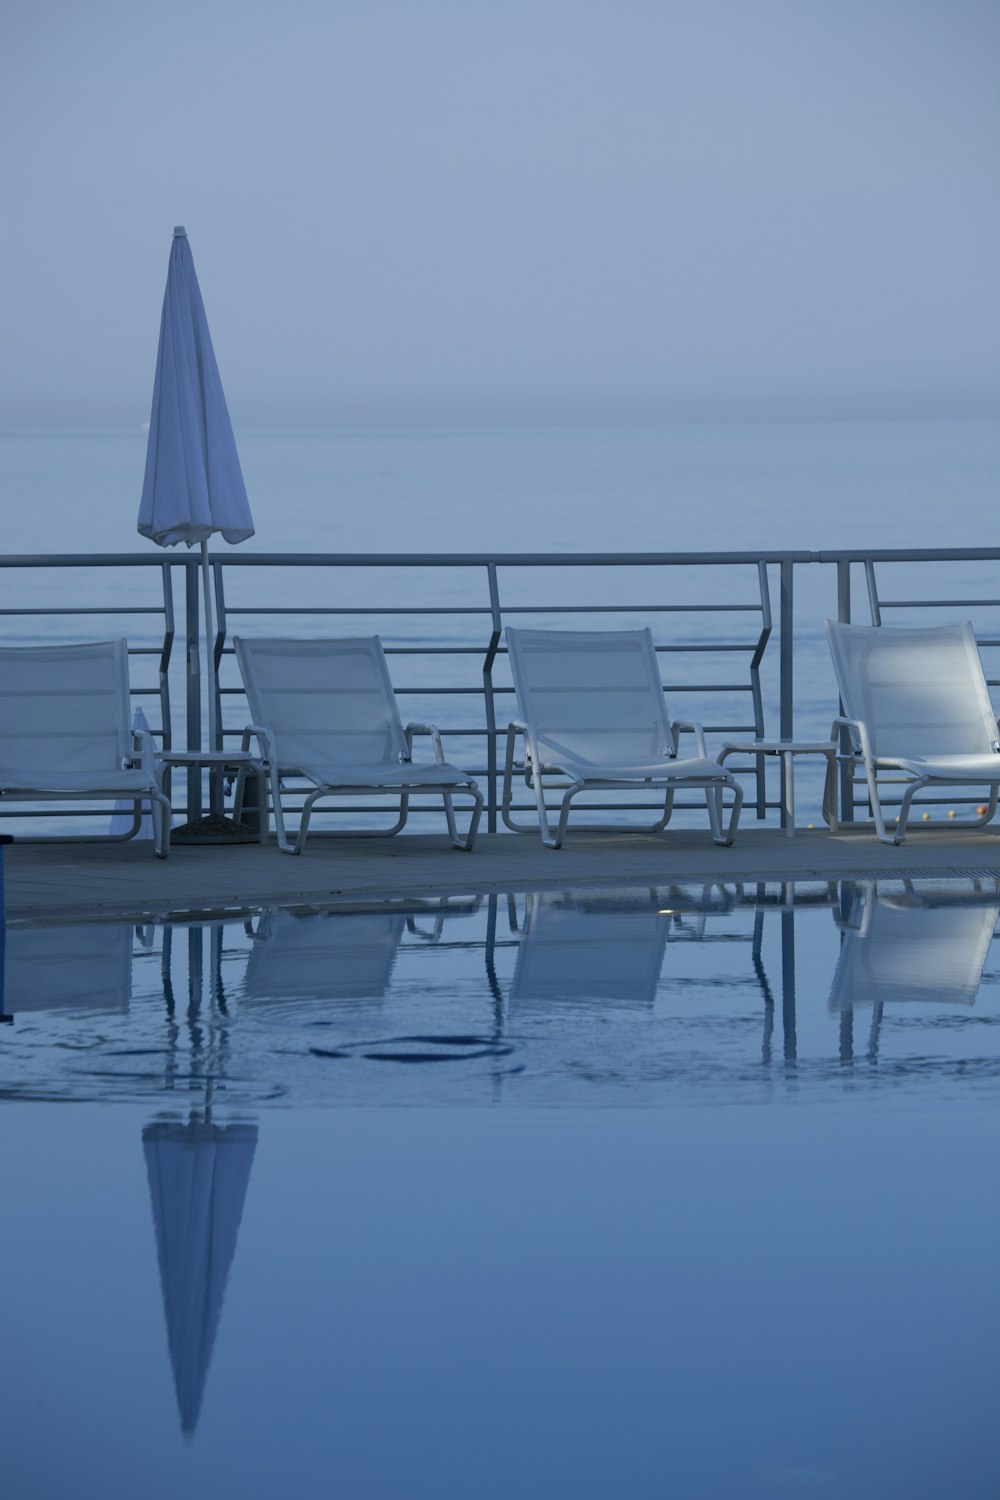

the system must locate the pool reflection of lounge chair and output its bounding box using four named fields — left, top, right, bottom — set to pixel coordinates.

left=143, top=1113, right=258, bottom=1434
left=1, top=922, right=132, bottom=1017
left=829, top=883, right=999, bottom=1014
left=242, top=908, right=407, bottom=1004
left=510, top=892, right=669, bottom=1007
